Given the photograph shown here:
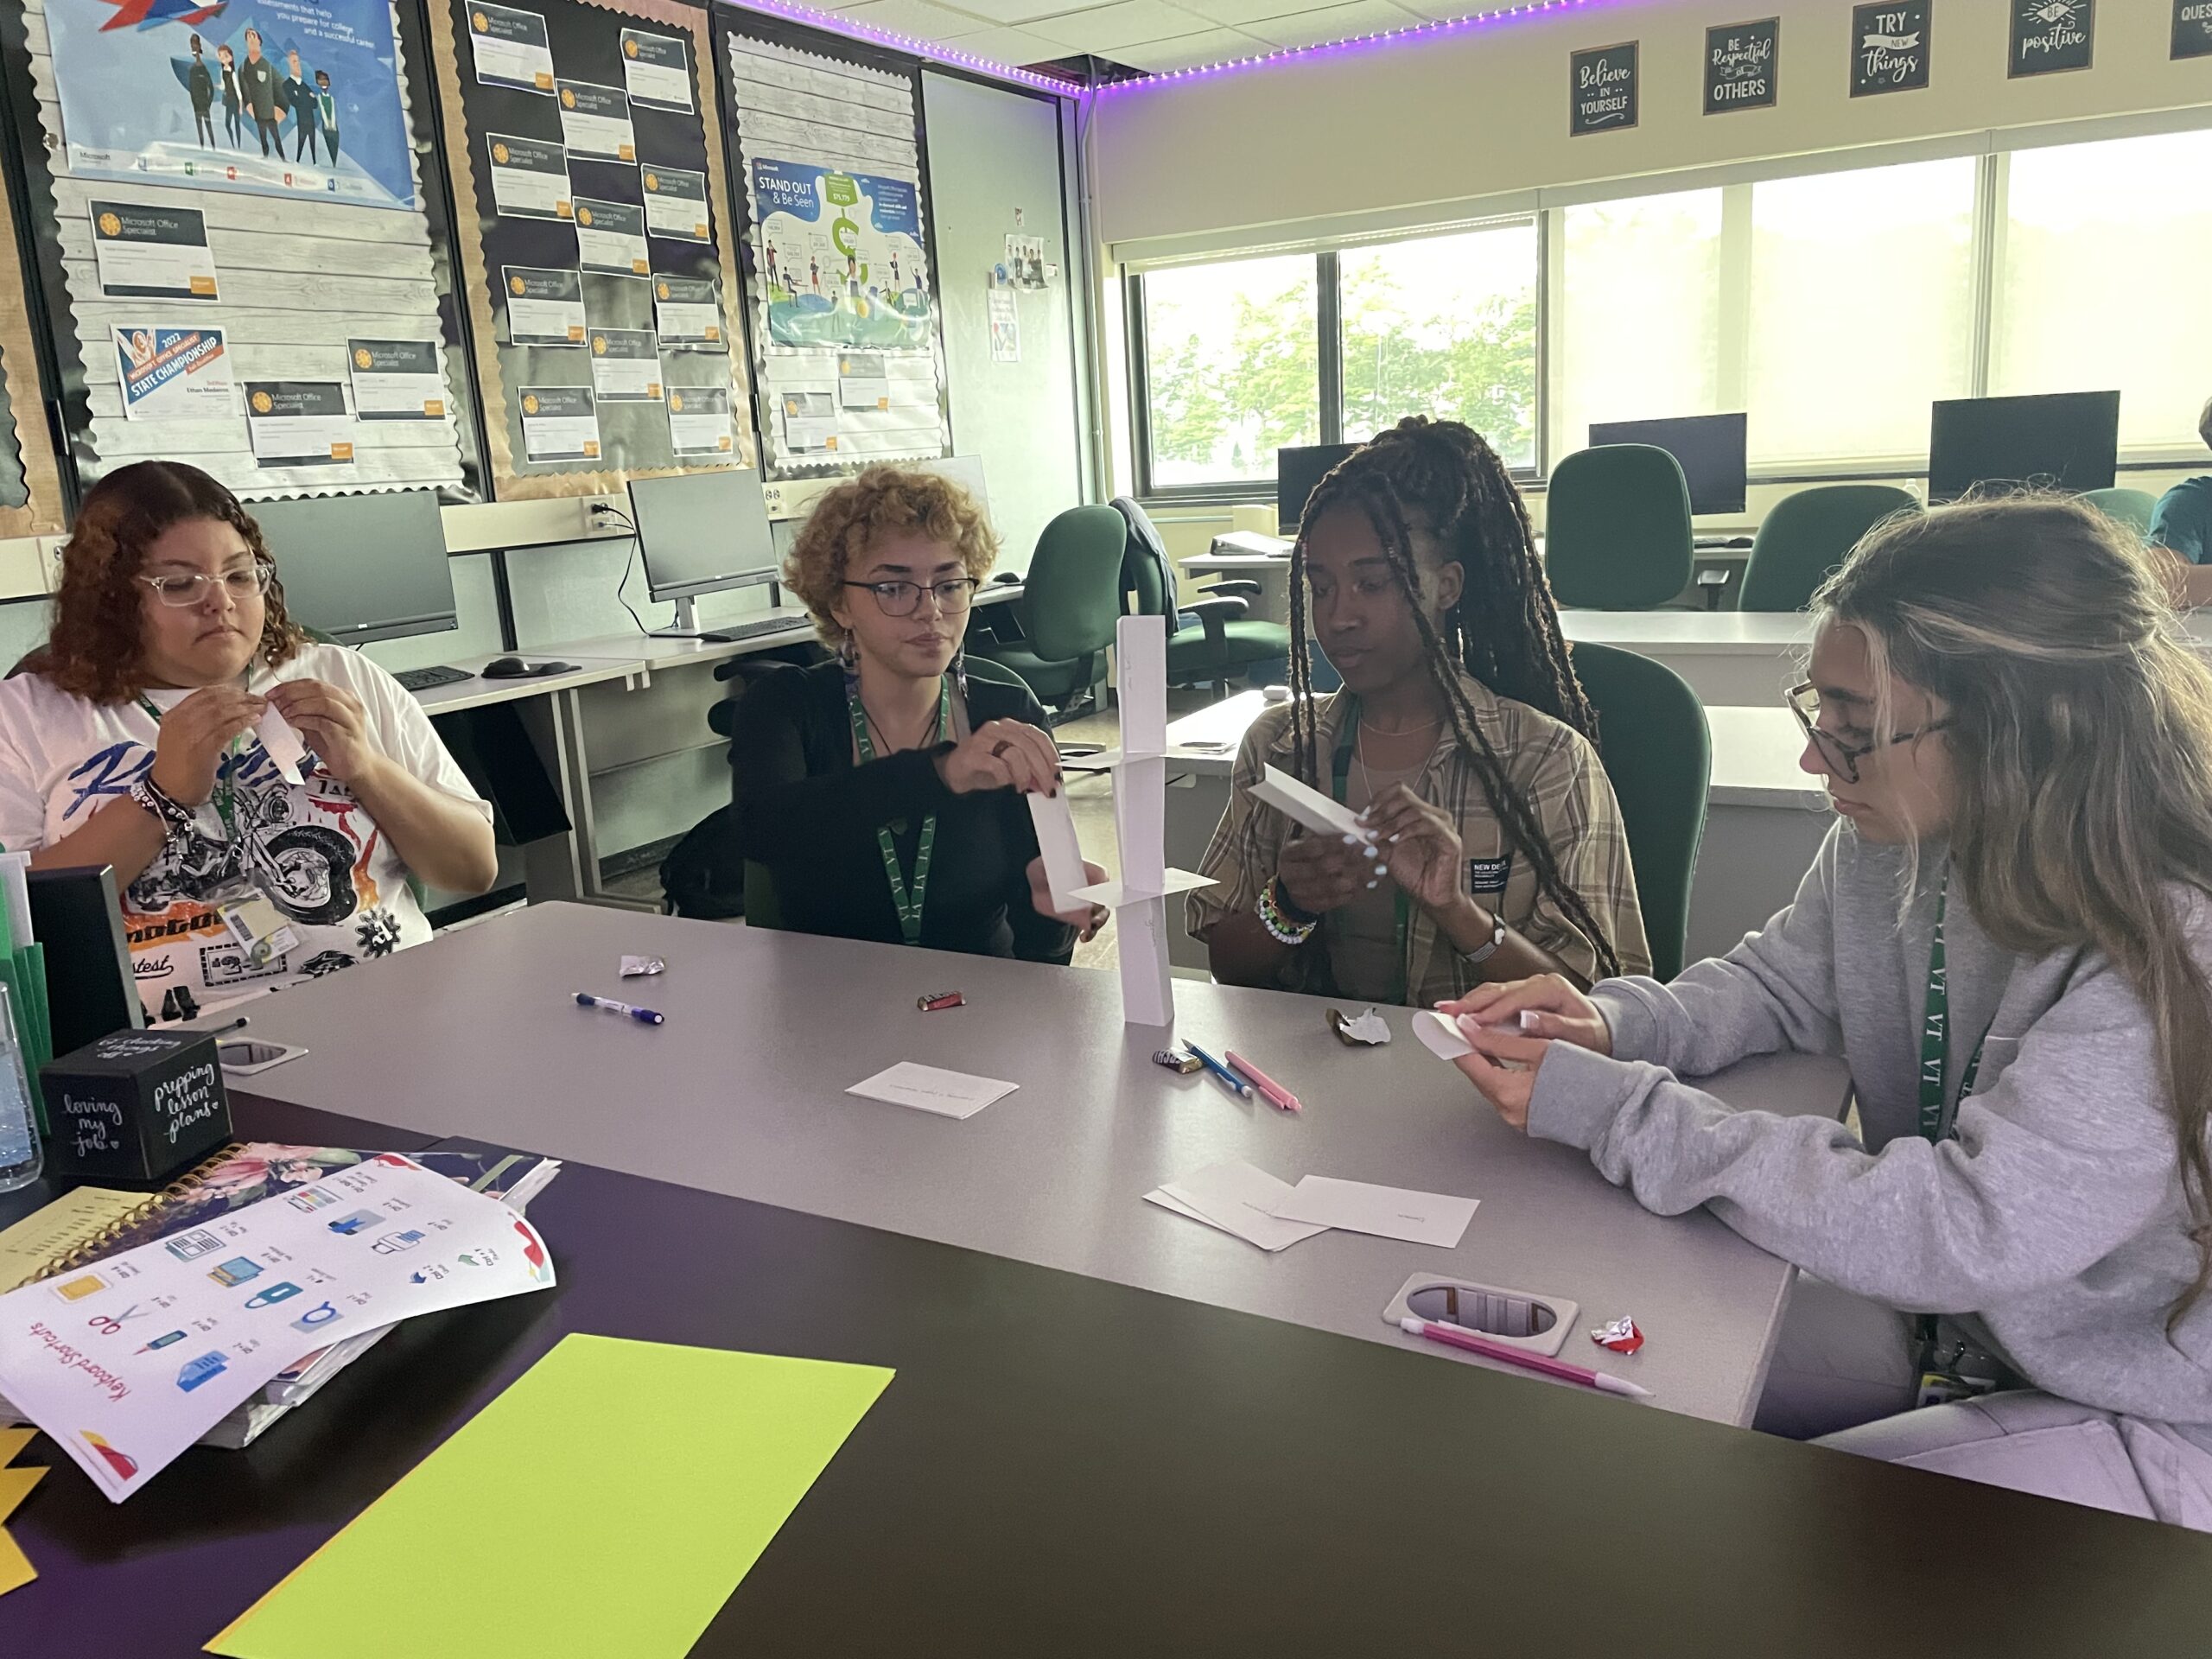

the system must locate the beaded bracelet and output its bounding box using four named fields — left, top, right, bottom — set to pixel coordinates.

left=1258, top=877, right=1319, bottom=946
